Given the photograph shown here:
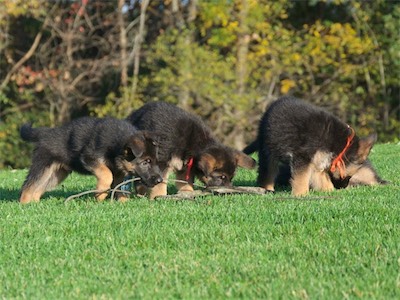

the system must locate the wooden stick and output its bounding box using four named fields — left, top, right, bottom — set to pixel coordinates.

left=65, top=189, right=110, bottom=202
left=109, top=177, right=141, bottom=201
